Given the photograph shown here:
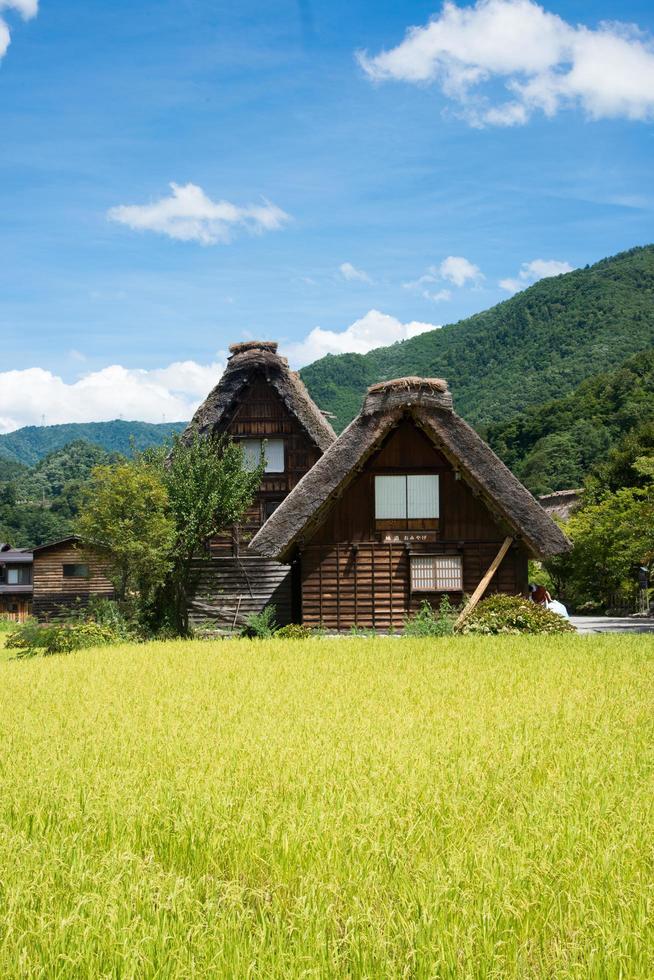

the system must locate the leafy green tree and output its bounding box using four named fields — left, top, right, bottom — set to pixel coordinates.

left=161, top=433, right=263, bottom=633
left=77, top=461, right=175, bottom=604
left=546, top=478, right=654, bottom=610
